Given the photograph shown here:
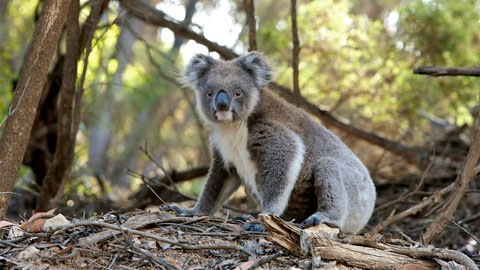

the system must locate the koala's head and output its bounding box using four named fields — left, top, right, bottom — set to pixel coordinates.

left=184, top=52, right=272, bottom=123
